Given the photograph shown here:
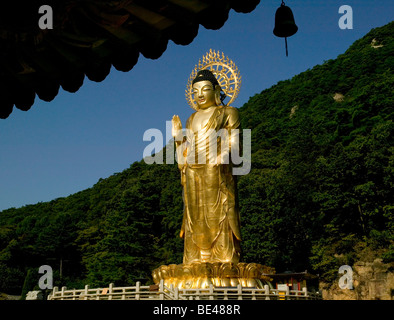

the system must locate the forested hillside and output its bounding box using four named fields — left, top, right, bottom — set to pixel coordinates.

left=1, top=22, right=393, bottom=295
